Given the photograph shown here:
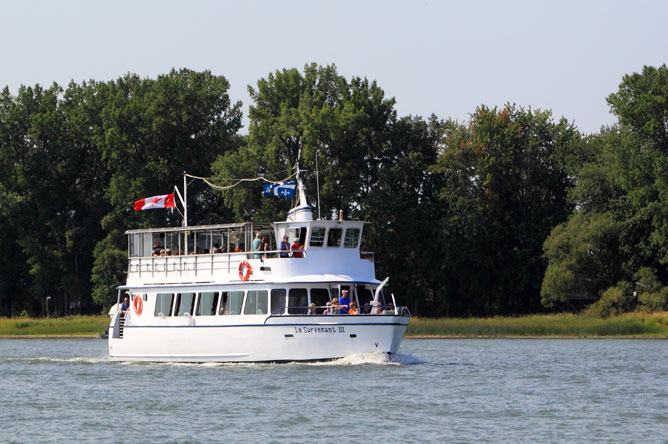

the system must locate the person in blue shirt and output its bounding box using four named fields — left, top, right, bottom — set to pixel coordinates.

left=120, top=296, right=129, bottom=317
left=279, top=235, right=290, bottom=258
left=339, top=290, right=350, bottom=314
